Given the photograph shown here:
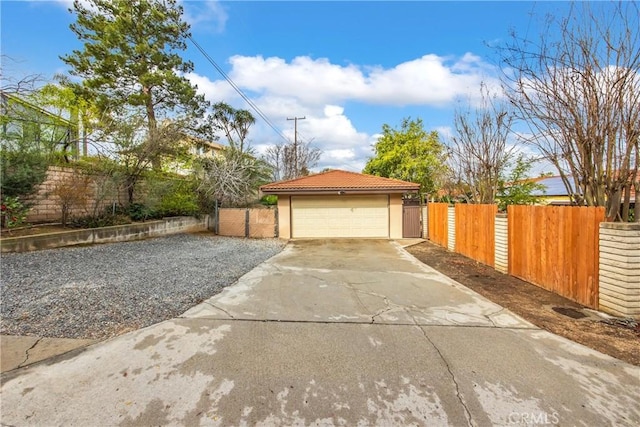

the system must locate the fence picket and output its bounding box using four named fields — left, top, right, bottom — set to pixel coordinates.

left=508, top=205, right=604, bottom=308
